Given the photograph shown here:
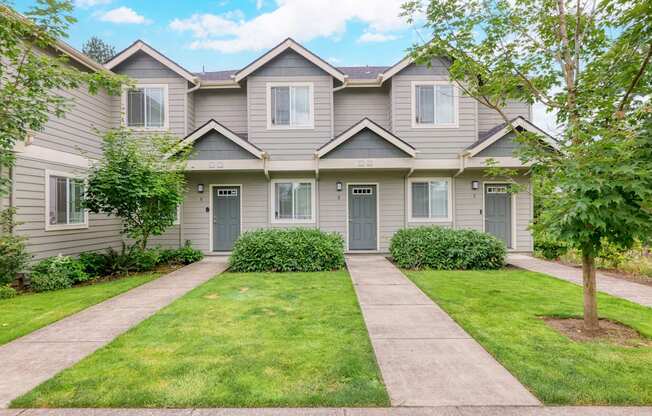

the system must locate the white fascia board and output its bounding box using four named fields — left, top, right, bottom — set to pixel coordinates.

left=466, top=118, right=558, bottom=157
left=14, top=143, right=93, bottom=169
left=234, top=39, right=346, bottom=83
left=316, top=119, right=416, bottom=158
left=185, top=159, right=264, bottom=171
left=178, top=120, right=264, bottom=159
left=379, top=56, right=413, bottom=84
left=318, top=158, right=413, bottom=170
left=465, top=157, right=531, bottom=168
left=105, top=41, right=198, bottom=84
